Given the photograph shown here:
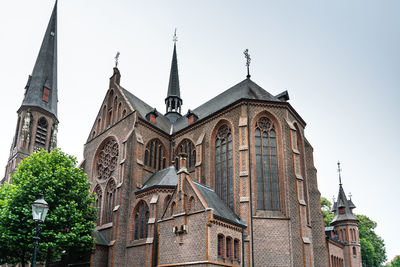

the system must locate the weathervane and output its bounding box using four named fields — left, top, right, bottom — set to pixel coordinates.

left=173, top=28, right=178, bottom=44
left=349, top=192, right=352, bottom=199
left=337, top=161, right=342, bottom=185
left=115, top=51, right=120, bottom=67
left=243, top=49, right=251, bottom=78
